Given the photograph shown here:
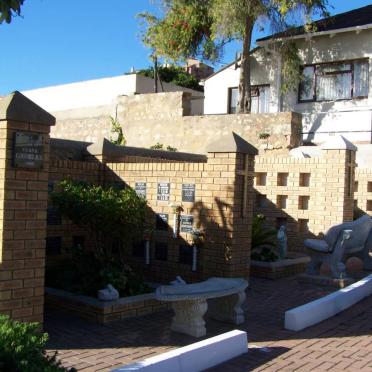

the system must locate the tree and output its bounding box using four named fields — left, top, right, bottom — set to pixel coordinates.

left=139, top=0, right=329, bottom=113
left=0, top=0, right=25, bottom=24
